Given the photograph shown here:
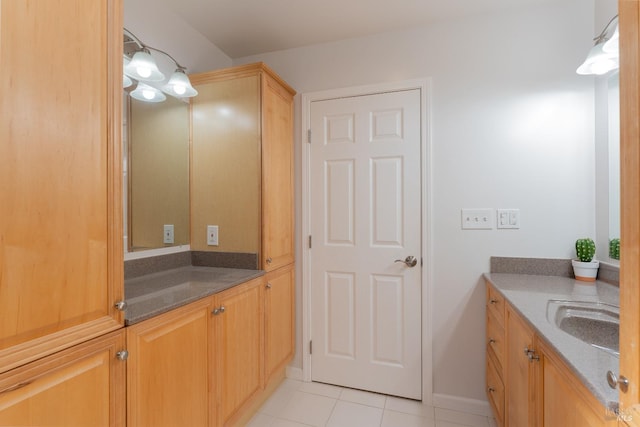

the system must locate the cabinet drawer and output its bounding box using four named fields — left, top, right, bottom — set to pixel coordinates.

left=486, top=282, right=505, bottom=326
left=486, top=358, right=505, bottom=426
left=487, top=310, right=505, bottom=372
